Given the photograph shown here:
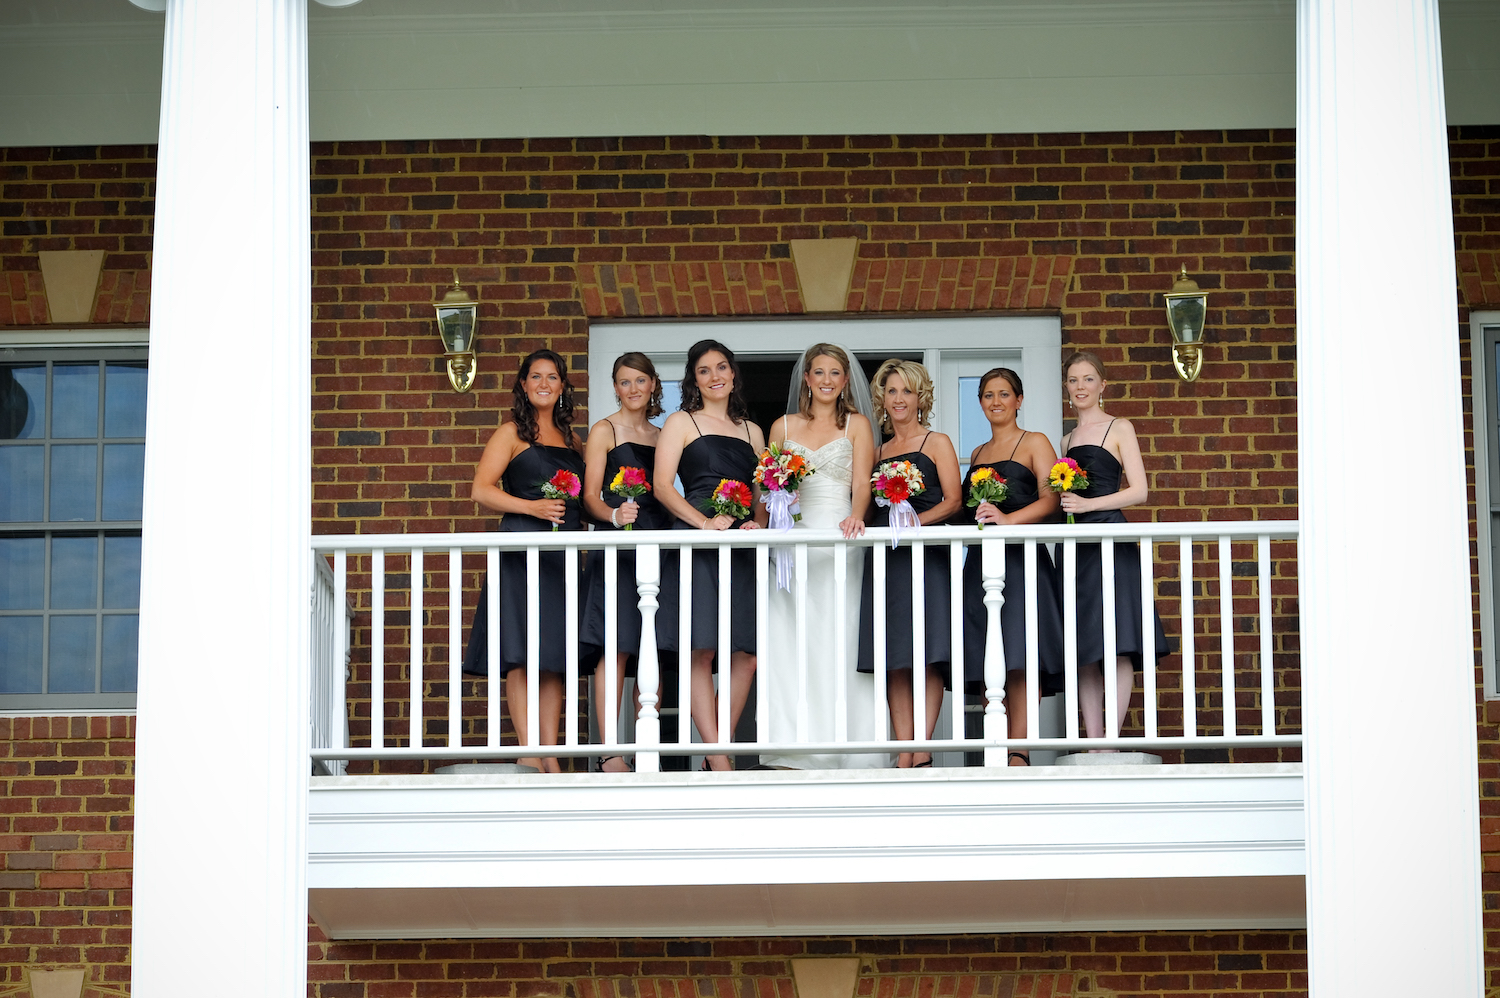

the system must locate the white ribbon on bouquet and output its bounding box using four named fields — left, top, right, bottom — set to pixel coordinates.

left=760, top=489, right=801, bottom=590
left=875, top=494, right=920, bottom=549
